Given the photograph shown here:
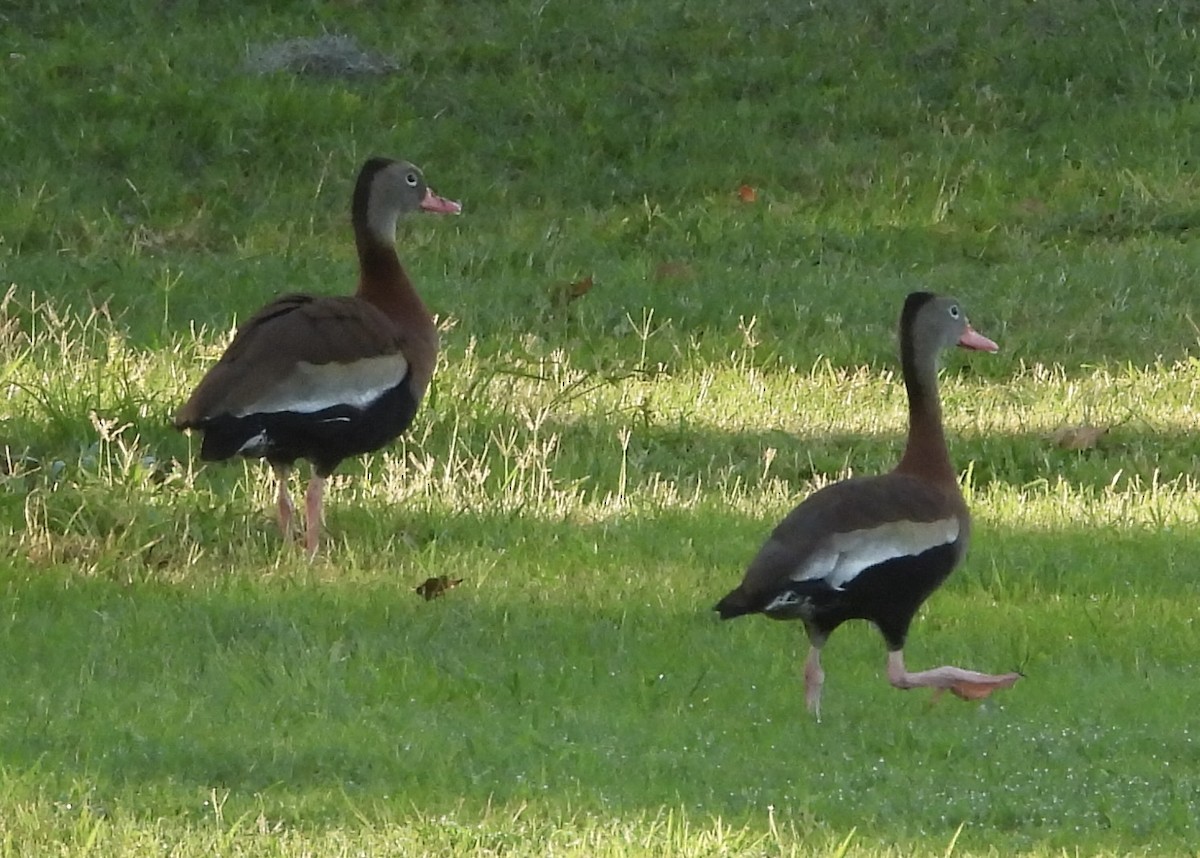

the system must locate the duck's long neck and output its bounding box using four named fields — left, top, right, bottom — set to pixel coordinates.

left=894, top=337, right=957, bottom=487
left=355, top=225, right=439, bottom=398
